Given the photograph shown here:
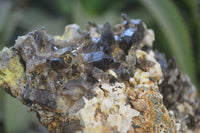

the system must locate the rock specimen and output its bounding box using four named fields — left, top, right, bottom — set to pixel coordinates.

left=0, top=14, right=200, bottom=133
